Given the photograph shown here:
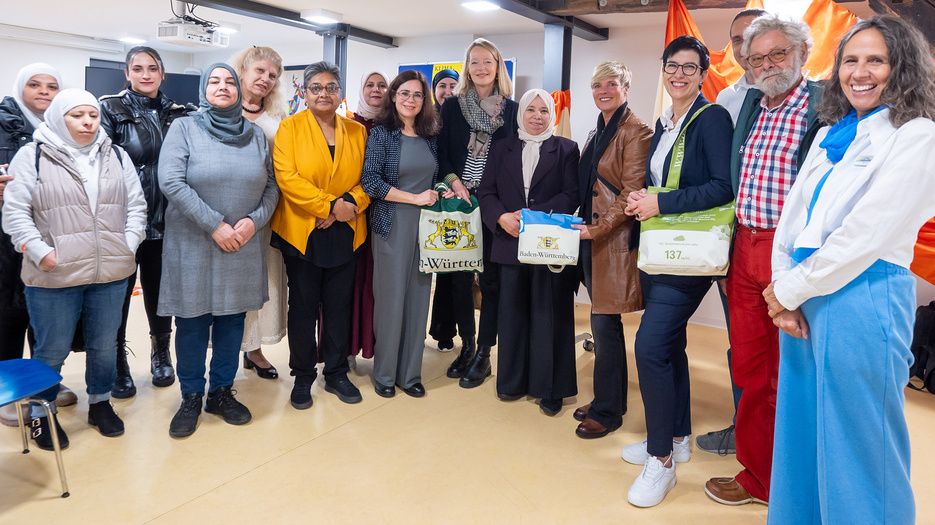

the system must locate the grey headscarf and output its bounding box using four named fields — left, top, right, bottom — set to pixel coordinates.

left=192, top=63, right=253, bottom=146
